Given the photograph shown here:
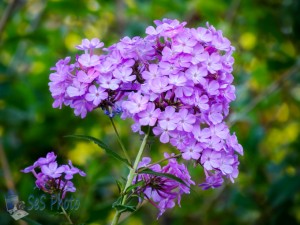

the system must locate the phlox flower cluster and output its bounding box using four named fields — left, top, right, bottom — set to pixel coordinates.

left=49, top=18, right=243, bottom=216
left=135, top=154, right=195, bottom=217
left=21, top=152, right=86, bottom=199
